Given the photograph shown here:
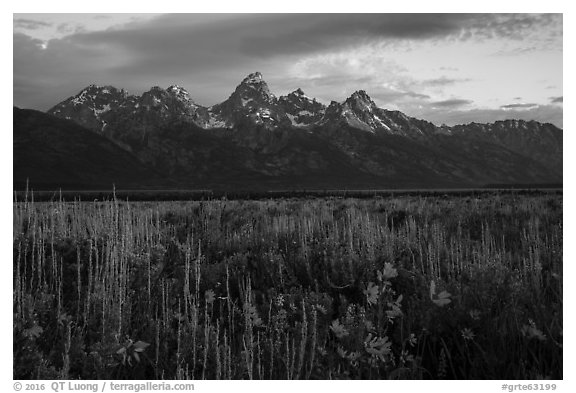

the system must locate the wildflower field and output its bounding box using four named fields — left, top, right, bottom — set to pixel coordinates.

left=13, top=192, right=563, bottom=379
